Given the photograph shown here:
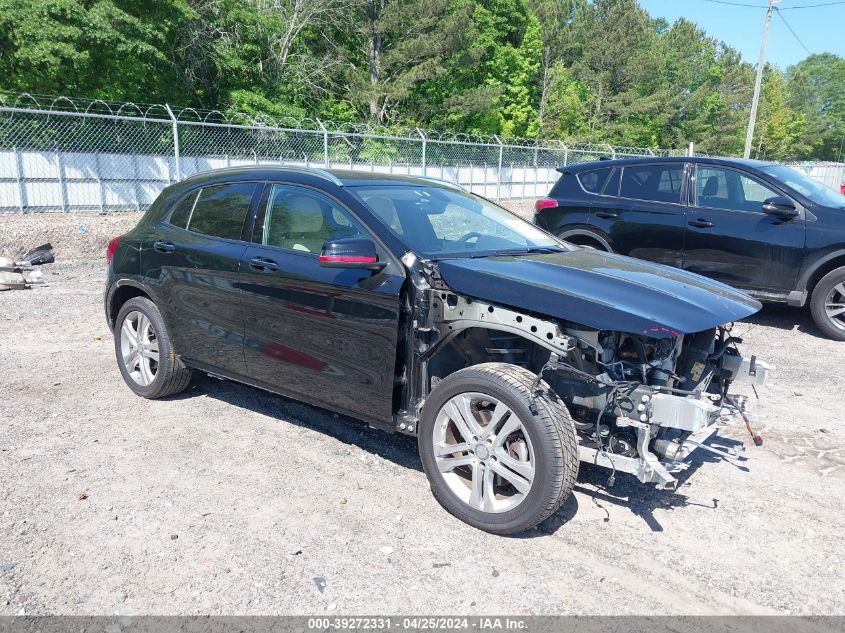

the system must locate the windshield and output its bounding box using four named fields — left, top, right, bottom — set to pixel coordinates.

left=759, top=164, right=845, bottom=209
left=352, top=185, right=566, bottom=258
